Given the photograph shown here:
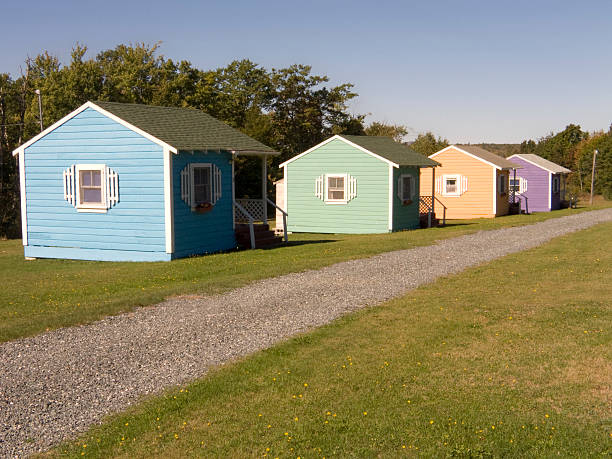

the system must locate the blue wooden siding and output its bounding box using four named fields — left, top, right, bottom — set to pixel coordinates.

left=392, top=166, right=421, bottom=231
left=286, top=139, right=389, bottom=234
left=172, top=151, right=236, bottom=257
left=24, top=108, right=167, bottom=261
